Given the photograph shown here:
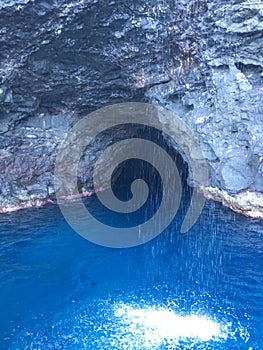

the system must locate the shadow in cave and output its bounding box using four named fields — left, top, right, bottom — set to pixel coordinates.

left=81, top=124, right=193, bottom=232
